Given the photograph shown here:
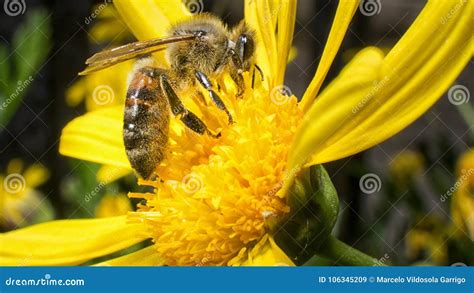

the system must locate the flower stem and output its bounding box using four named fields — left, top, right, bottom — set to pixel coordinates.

left=305, top=235, right=383, bottom=266
left=457, top=102, right=474, bottom=141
